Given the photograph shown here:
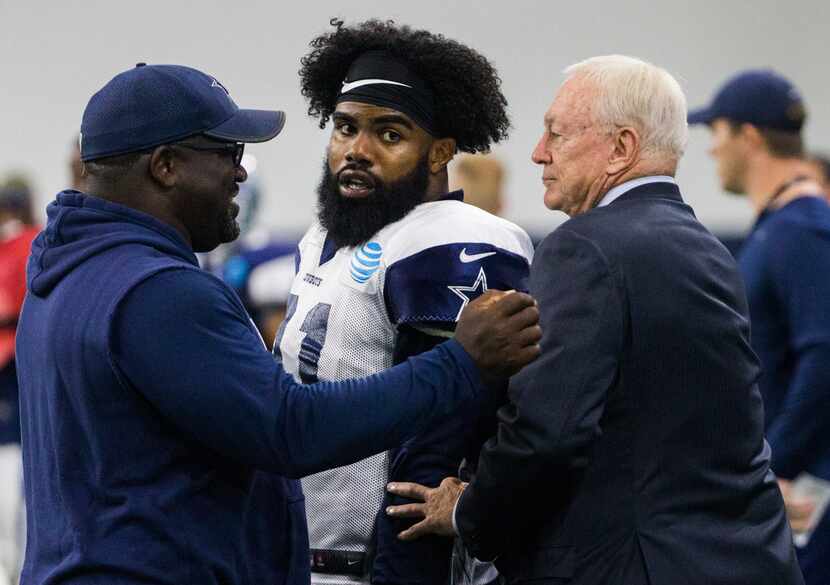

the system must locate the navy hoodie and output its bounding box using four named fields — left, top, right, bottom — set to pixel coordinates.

left=16, top=191, right=483, bottom=585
